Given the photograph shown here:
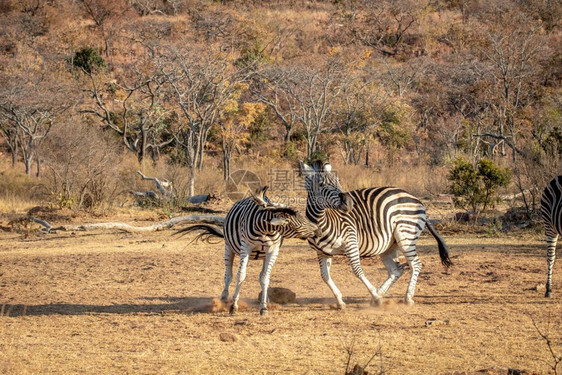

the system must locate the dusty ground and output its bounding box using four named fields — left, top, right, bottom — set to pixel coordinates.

left=0, top=217, right=561, bottom=374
